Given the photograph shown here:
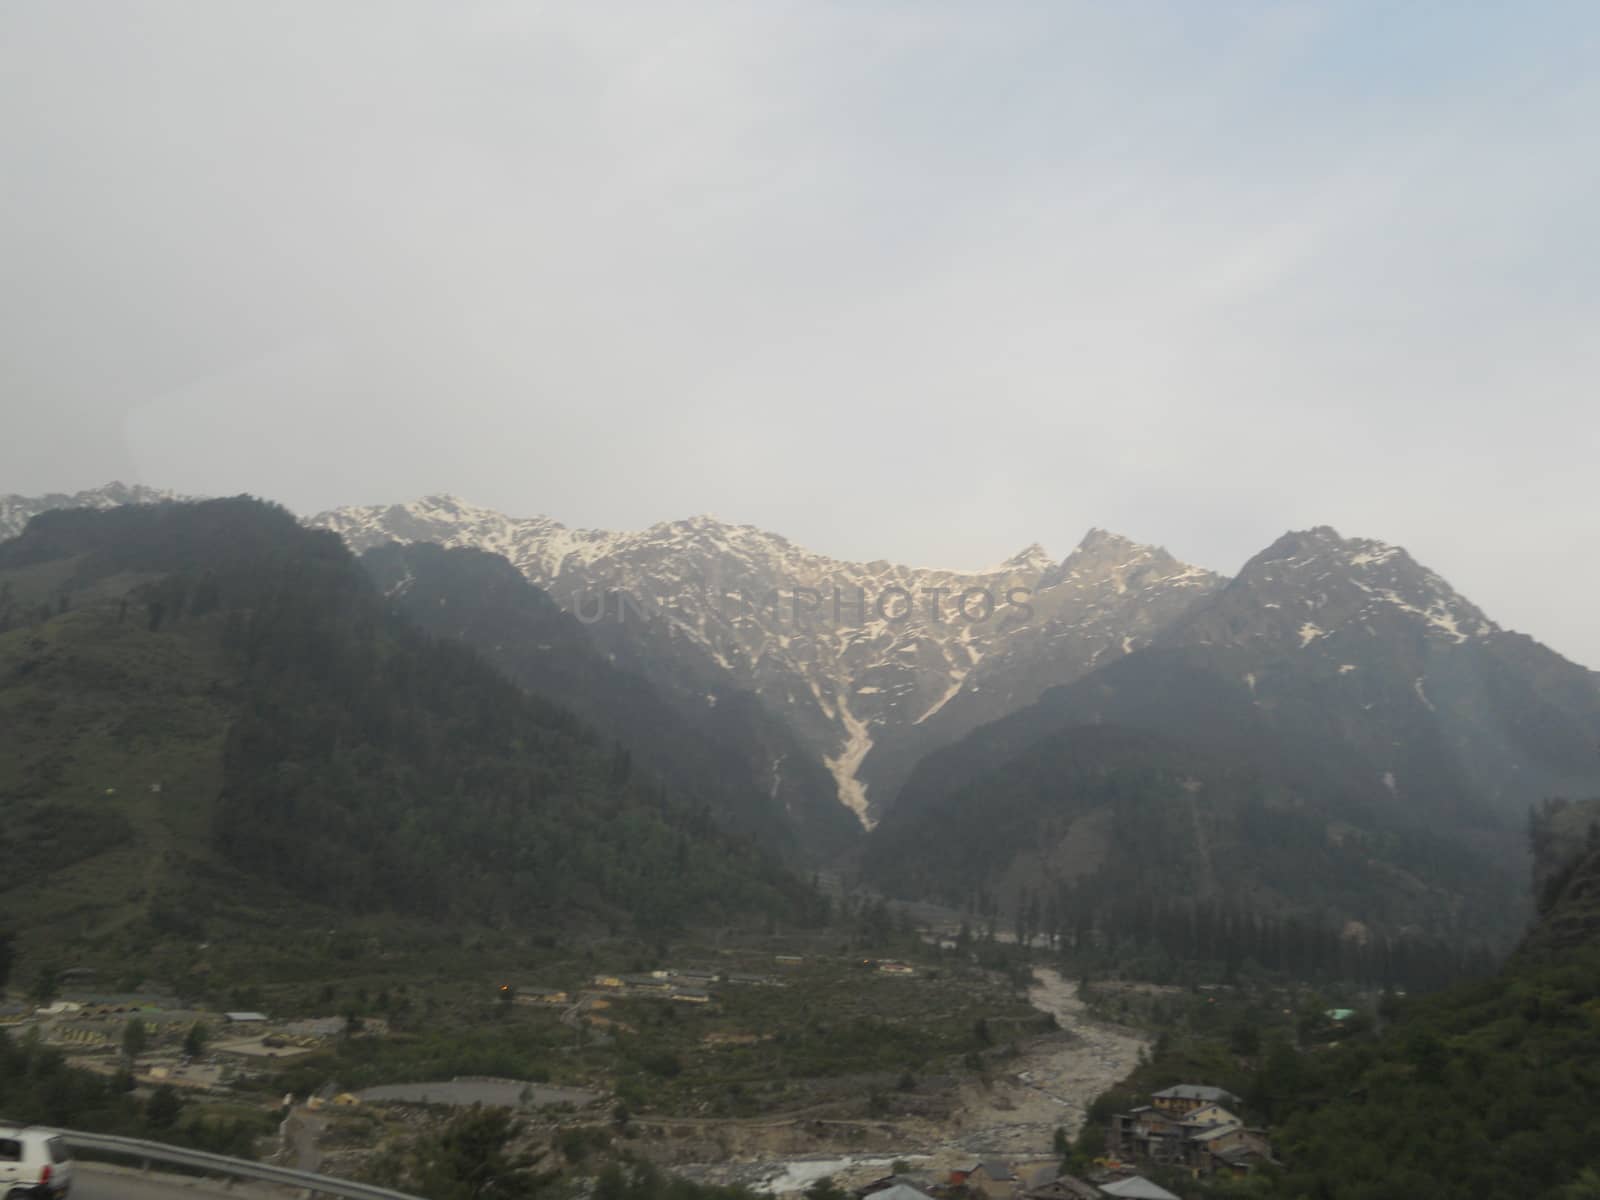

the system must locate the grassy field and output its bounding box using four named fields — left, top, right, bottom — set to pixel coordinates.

left=0, top=599, right=234, bottom=967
